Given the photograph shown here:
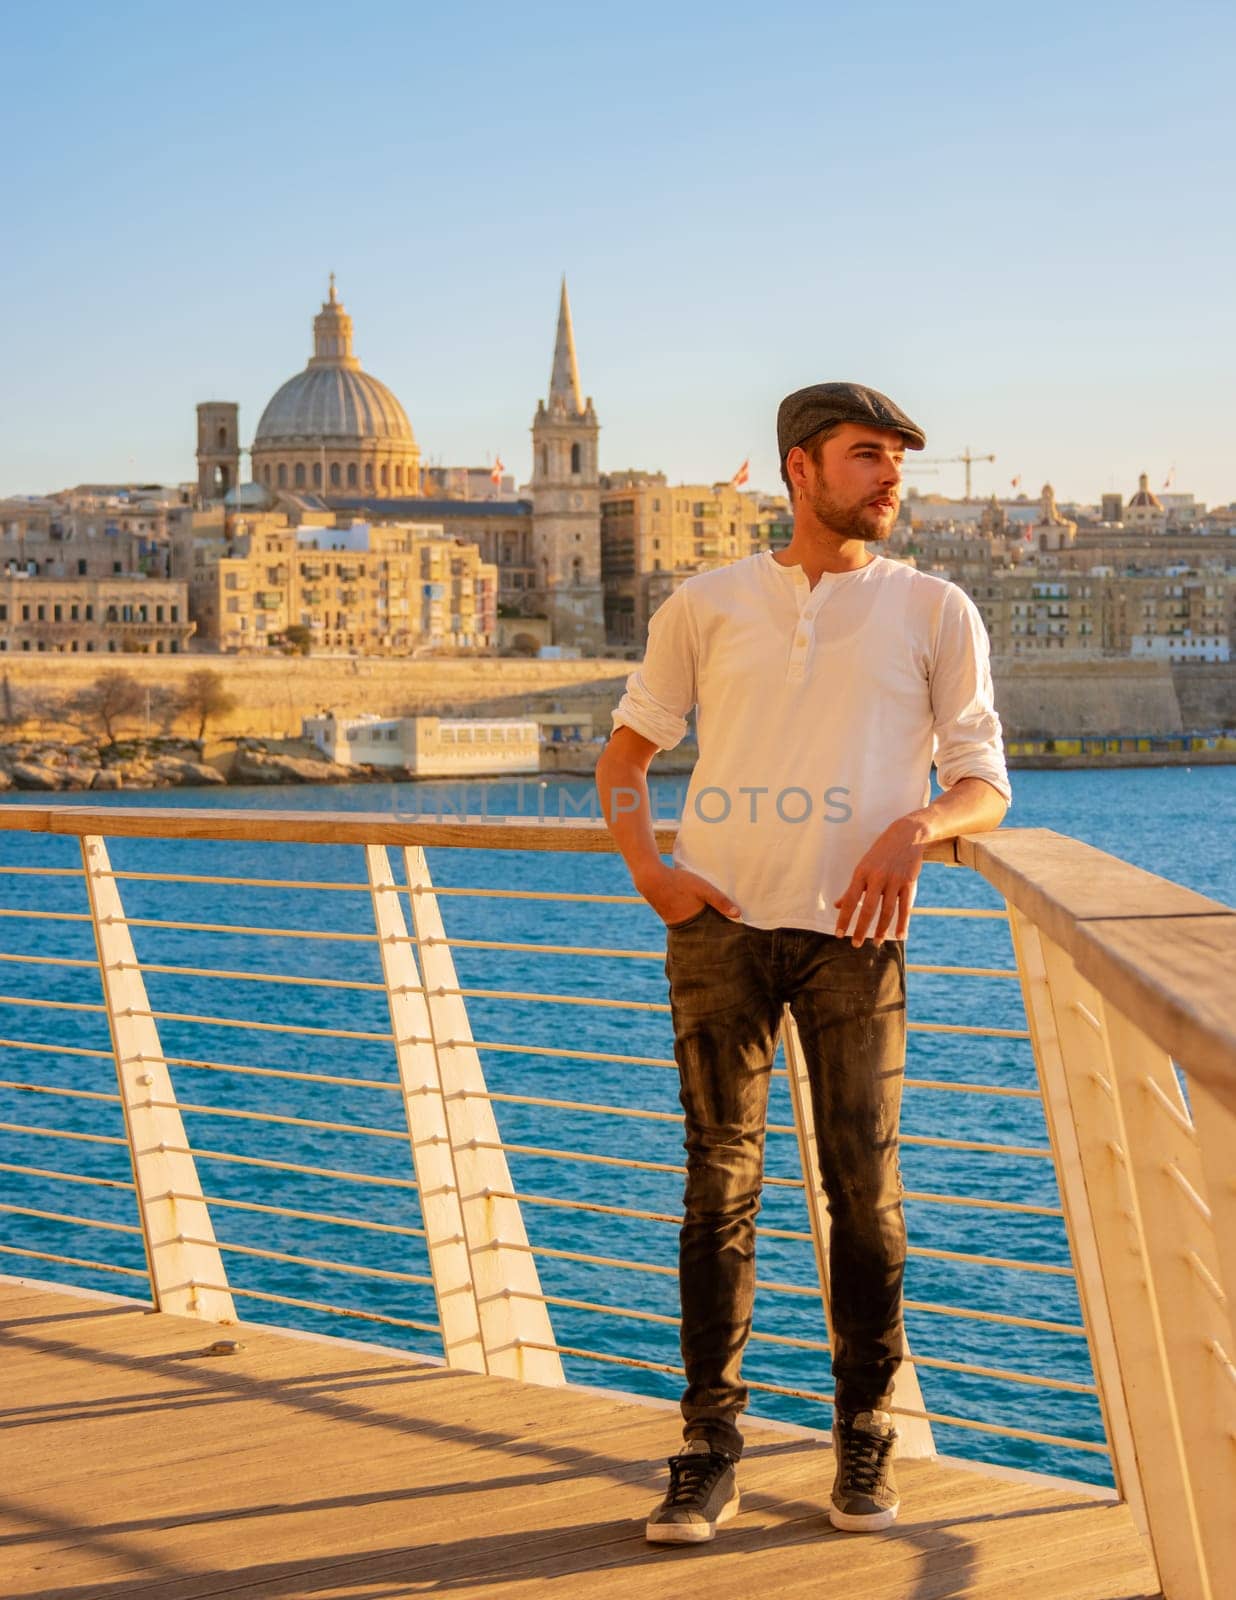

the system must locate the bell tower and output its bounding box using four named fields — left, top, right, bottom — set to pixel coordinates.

left=529, top=278, right=604, bottom=652
left=197, top=401, right=241, bottom=502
